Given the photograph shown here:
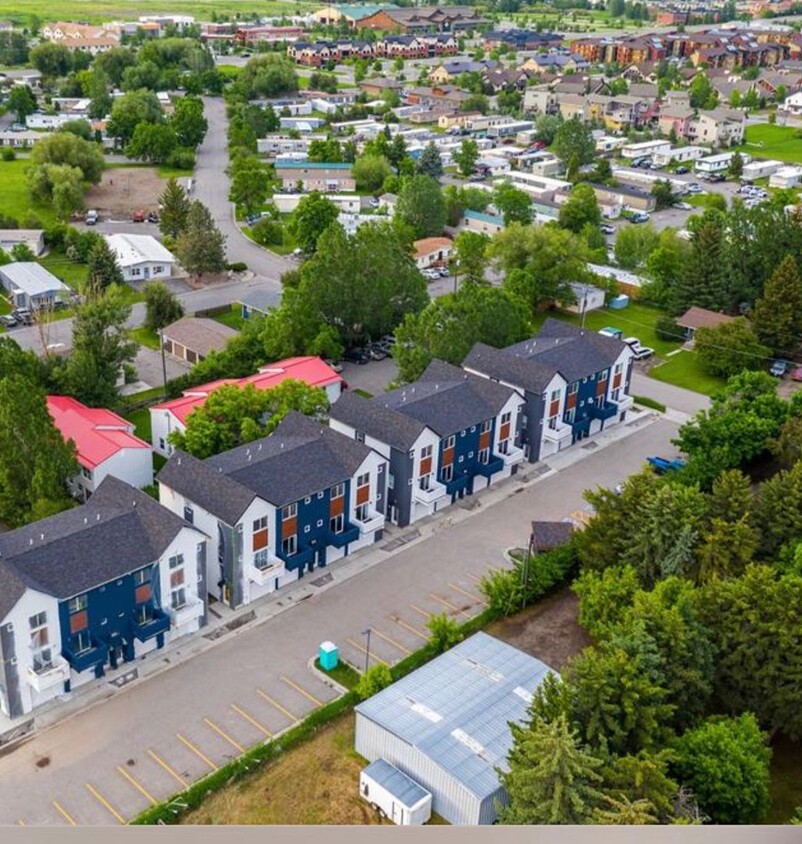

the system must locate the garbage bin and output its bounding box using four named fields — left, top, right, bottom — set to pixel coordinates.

left=319, top=641, right=339, bottom=671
